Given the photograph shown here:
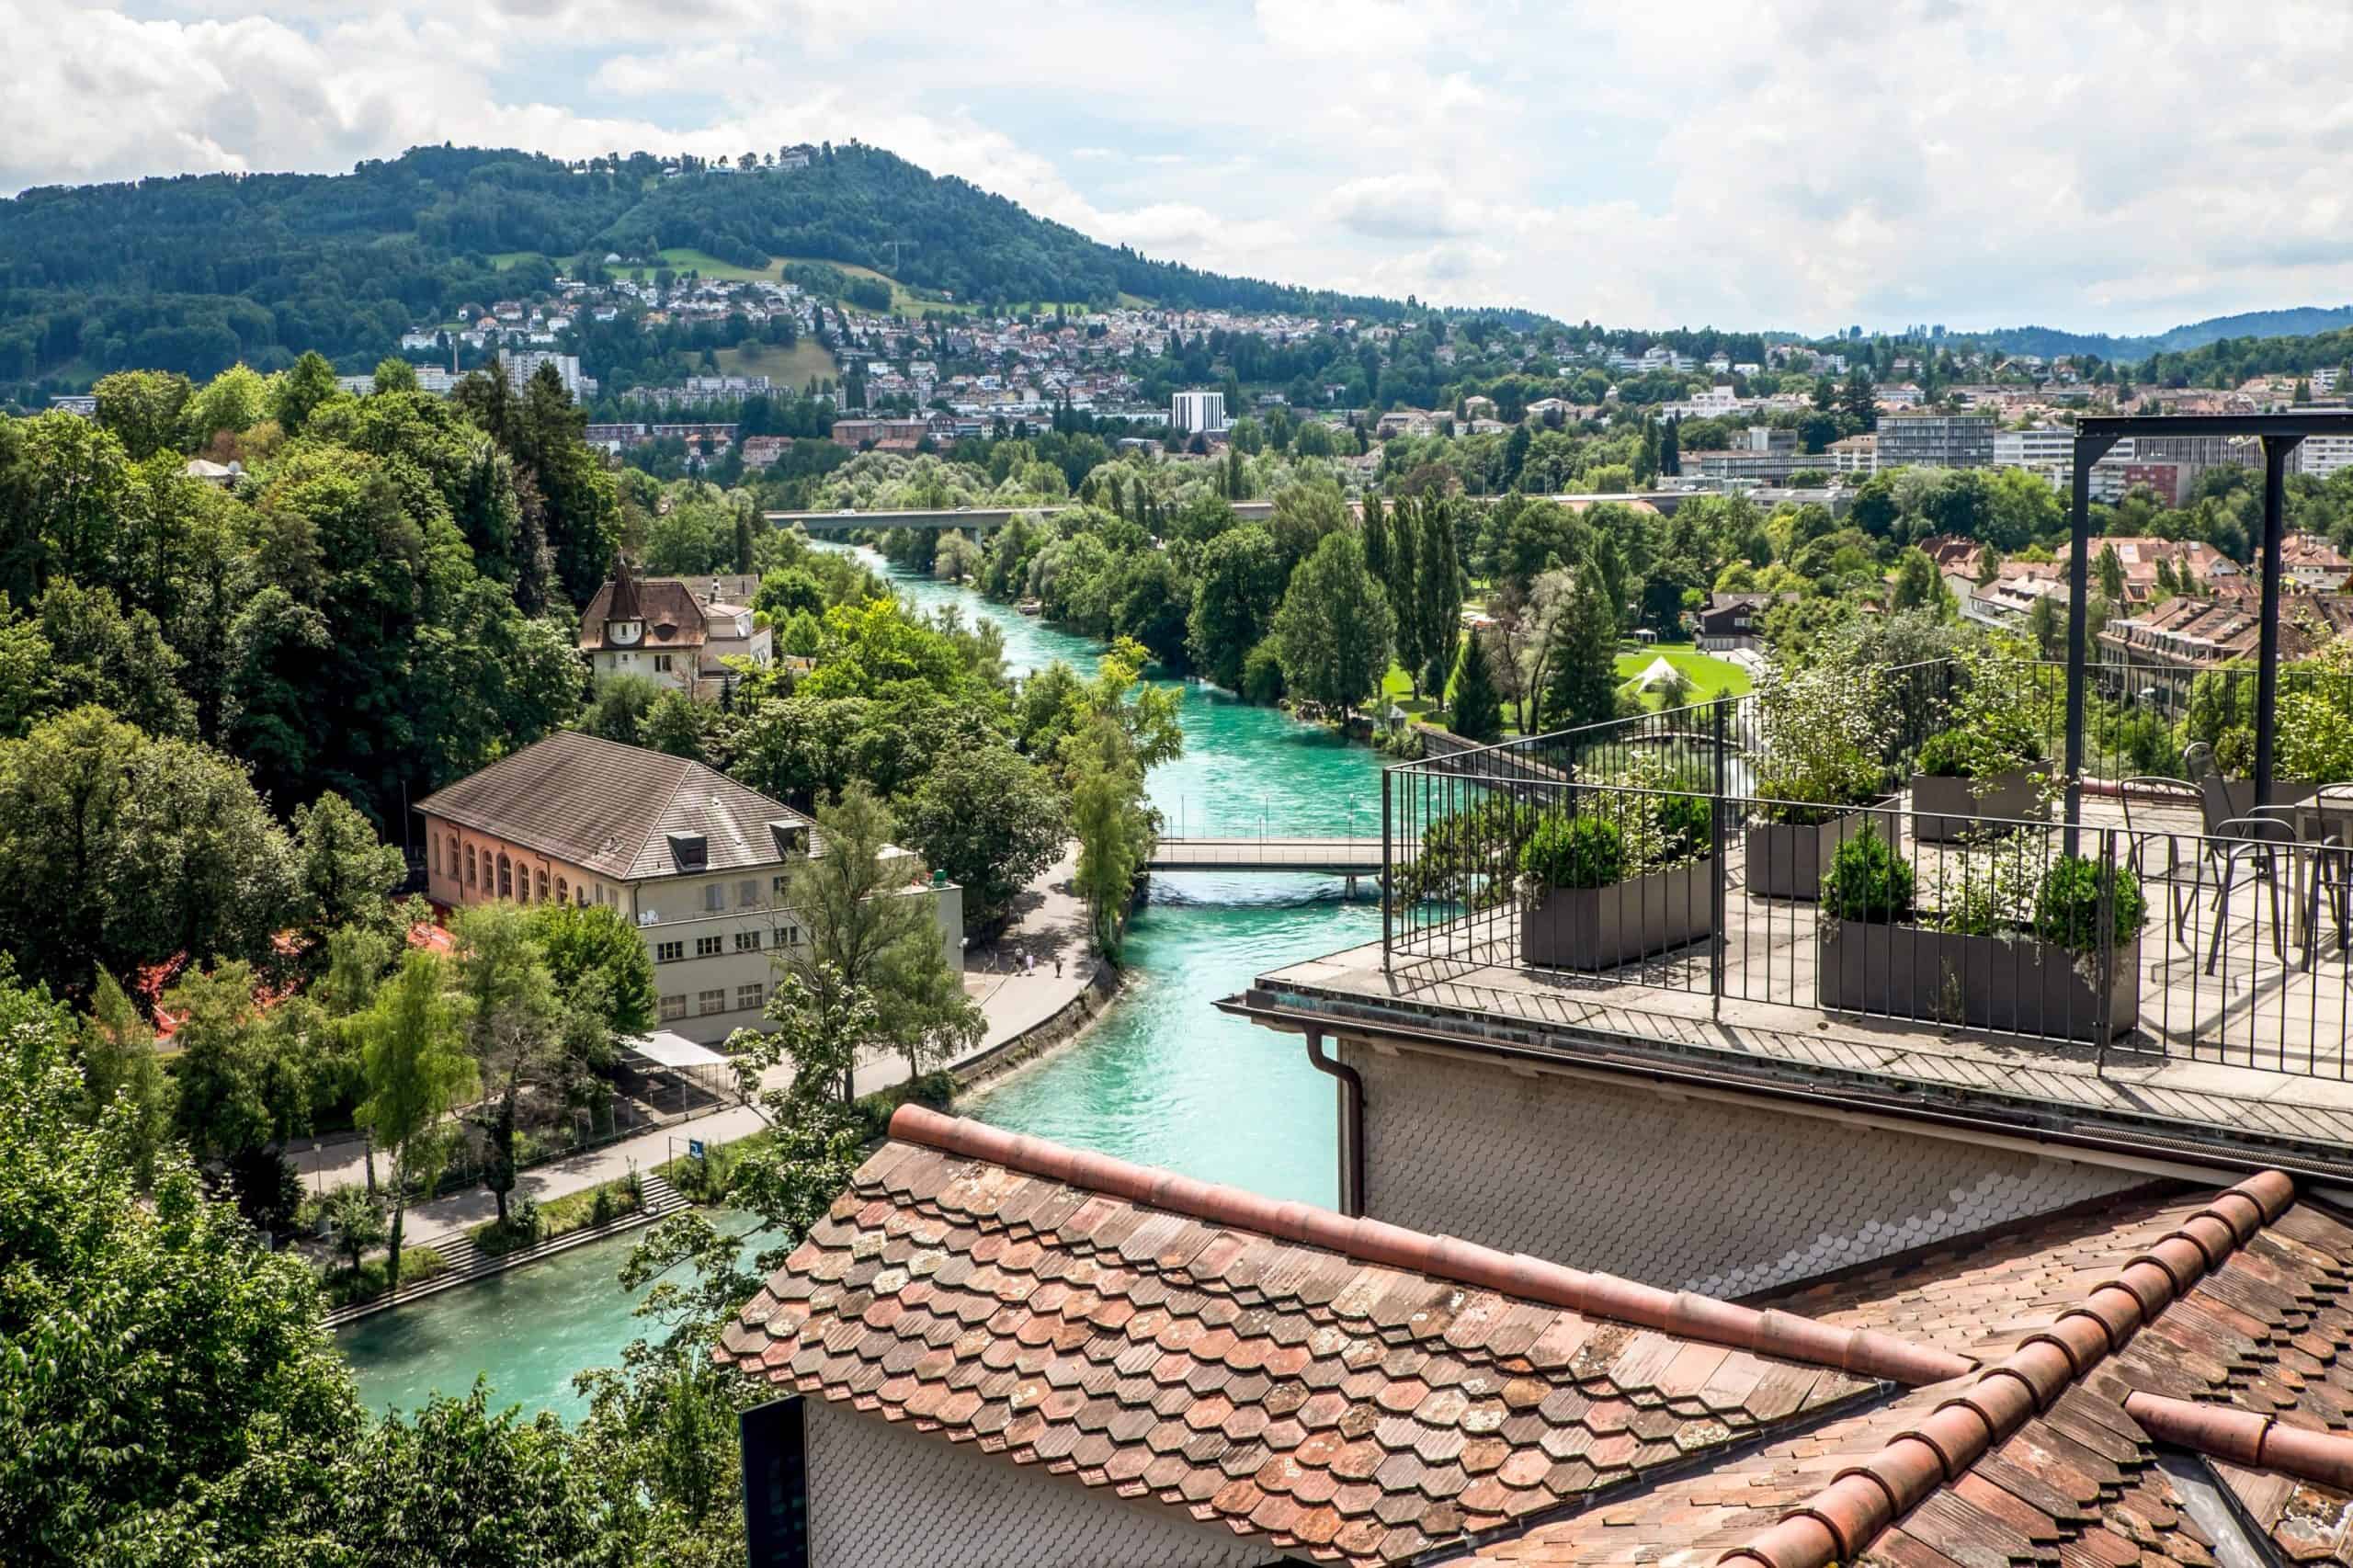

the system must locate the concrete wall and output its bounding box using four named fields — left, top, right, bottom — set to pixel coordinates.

left=1342, top=1040, right=2141, bottom=1298
left=804, top=1401, right=1275, bottom=1568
